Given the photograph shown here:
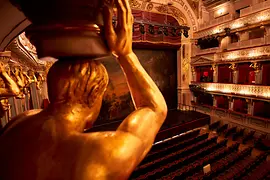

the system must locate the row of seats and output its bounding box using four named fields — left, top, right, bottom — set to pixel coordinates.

left=143, top=132, right=208, bottom=165
left=131, top=135, right=218, bottom=179
left=142, top=139, right=227, bottom=180
left=129, top=124, right=270, bottom=180
left=165, top=143, right=240, bottom=180
left=209, top=121, right=269, bottom=150
left=150, top=129, right=200, bottom=153
left=199, top=147, right=253, bottom=179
